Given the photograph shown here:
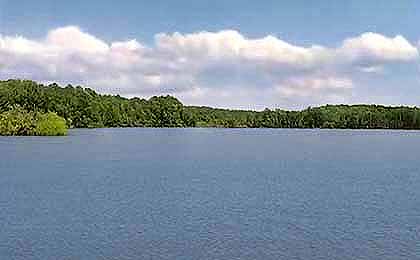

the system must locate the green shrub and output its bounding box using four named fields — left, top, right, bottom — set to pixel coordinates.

left=0, top=107, right=67, bottom=136
left=0, top=107, right=36, bottom=136
left=35, top=112, right=68, bottom=136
